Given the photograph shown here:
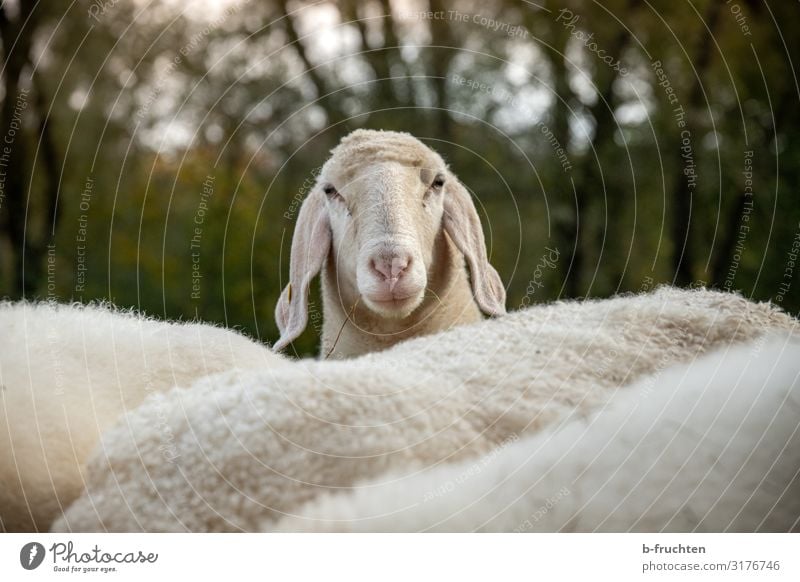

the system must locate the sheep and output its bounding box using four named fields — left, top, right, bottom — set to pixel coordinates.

left=276, top=335, right=800, bottom=532
left=52, top=287, right=796, bottom=532
left=274, top=129, right=506, bottom=358
left=0, top=301, right=285, bottom=532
